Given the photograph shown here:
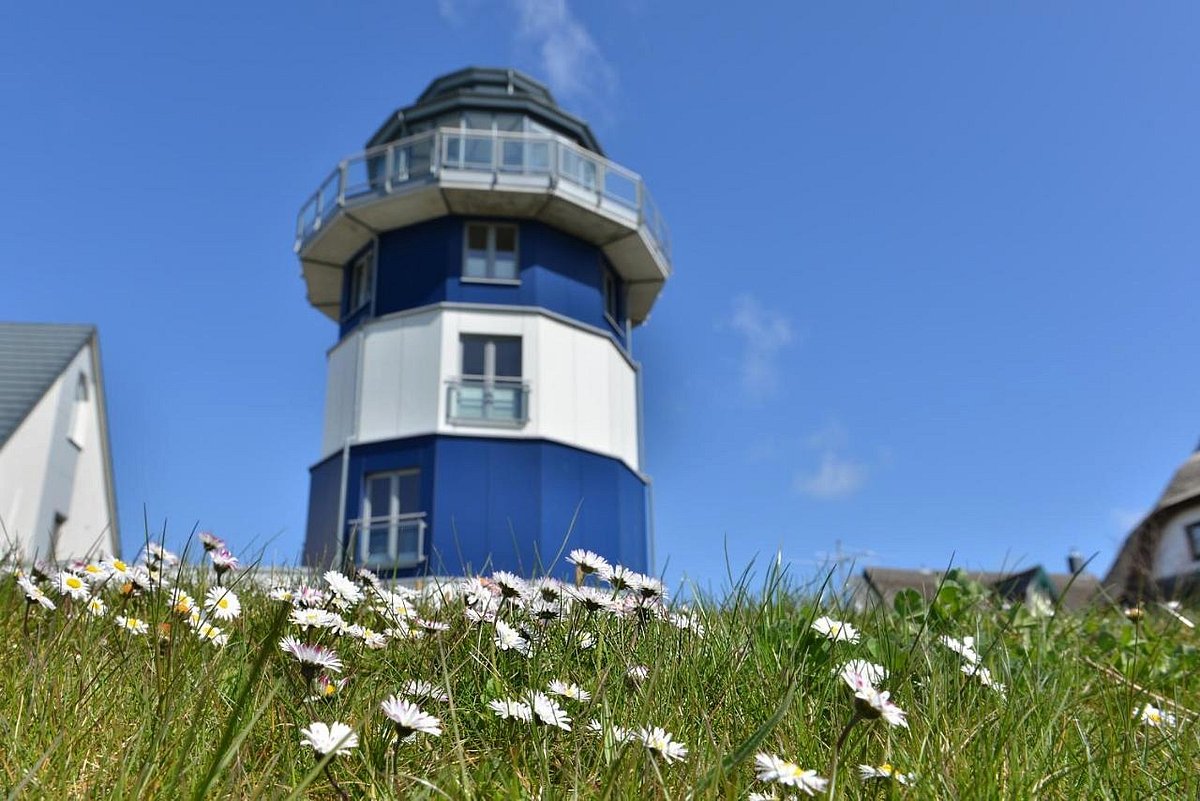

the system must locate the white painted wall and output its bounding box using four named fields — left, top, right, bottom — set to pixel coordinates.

left=318, top=306, right=641, bottom=472
left=0, top=342, right=119, bottom=561
left=1152, top=506, right=1200, bottom=579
